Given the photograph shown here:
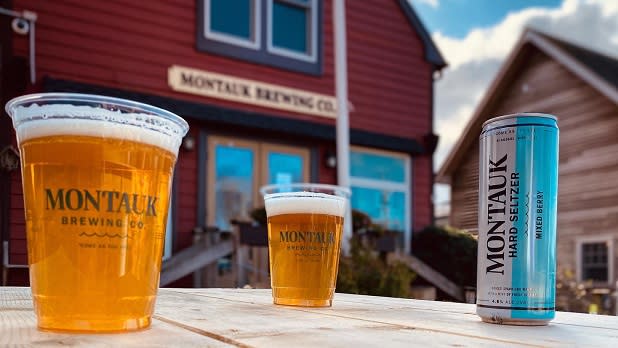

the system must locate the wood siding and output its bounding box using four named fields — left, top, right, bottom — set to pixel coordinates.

left=450, top=147, right=478, bottom=233
left=347, top=0, right=432, bottom=138
left=6, top=169, right=29, bottom=285
left=448, top=48, right=618, bottom=286
left=6, top=0, right=435, bottom=276
left=11, top=0, right=432, bottom=138
left=413, top=156, right=433, bottom=230
left=174, top=126, right=200, bottom=253
left=11, top=0, right=335, bottom=125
